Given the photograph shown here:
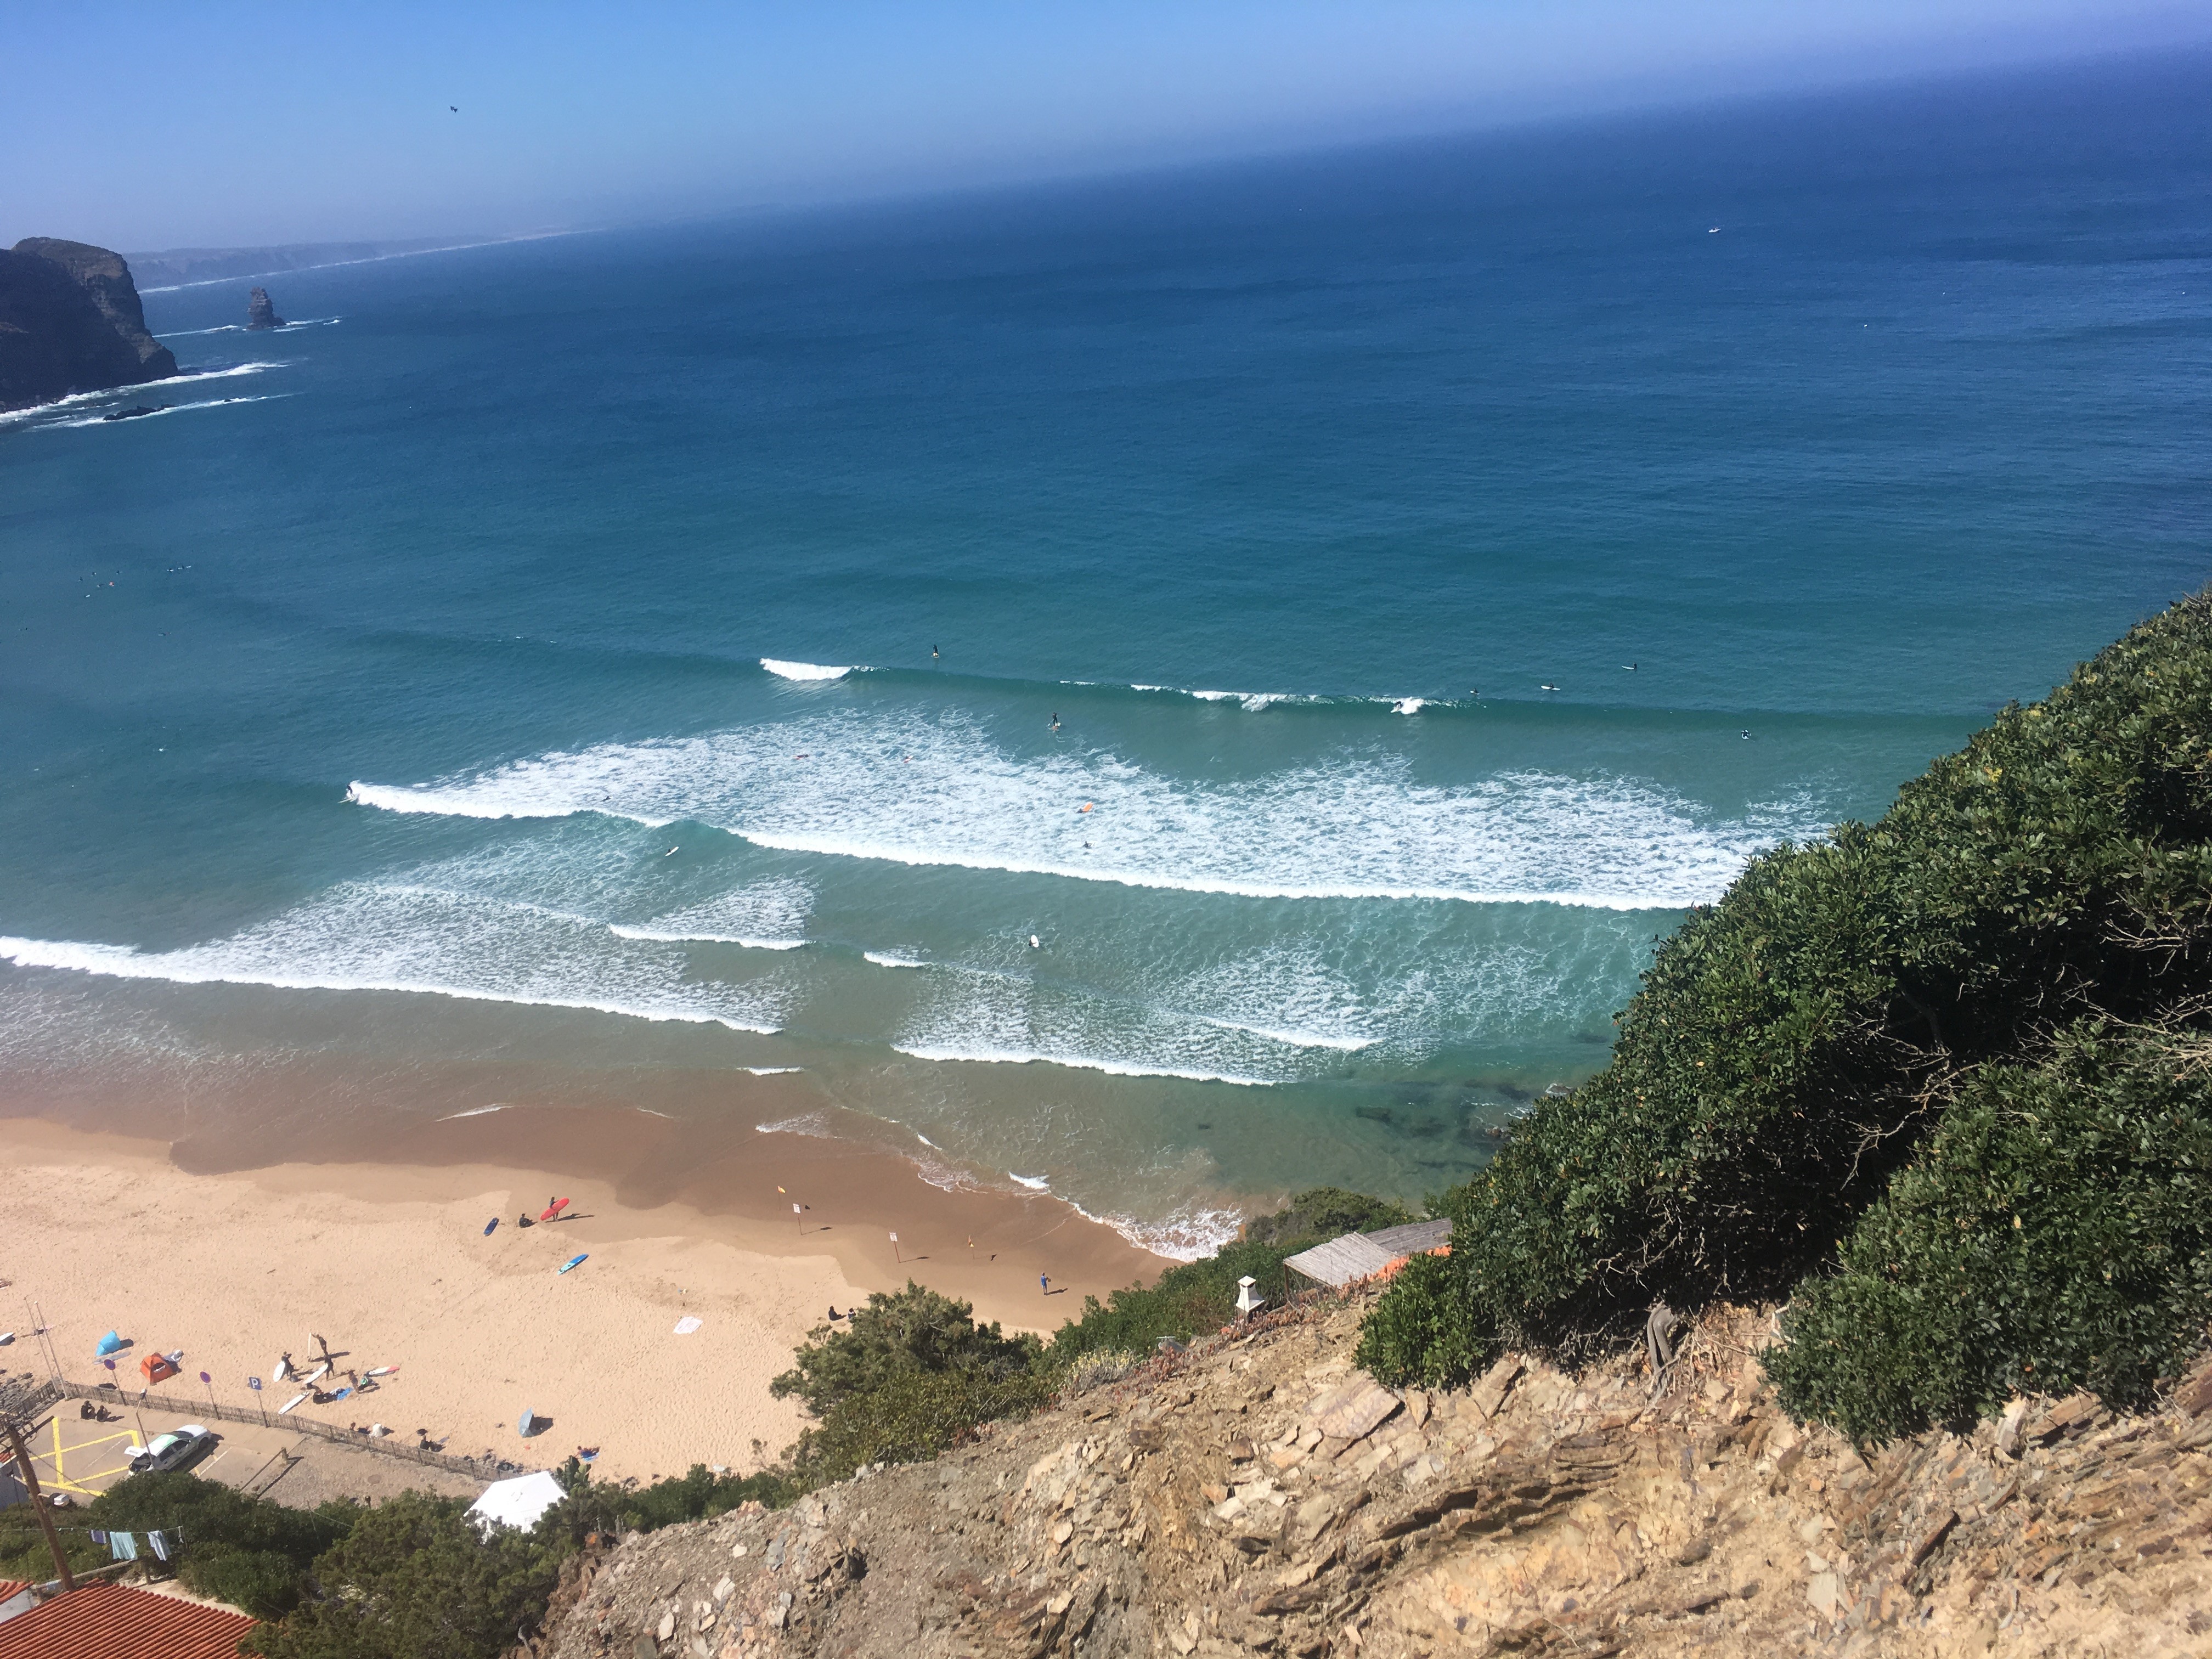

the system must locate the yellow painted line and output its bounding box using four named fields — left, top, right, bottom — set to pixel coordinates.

left=38, top=1417, right=143, bottom=1494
